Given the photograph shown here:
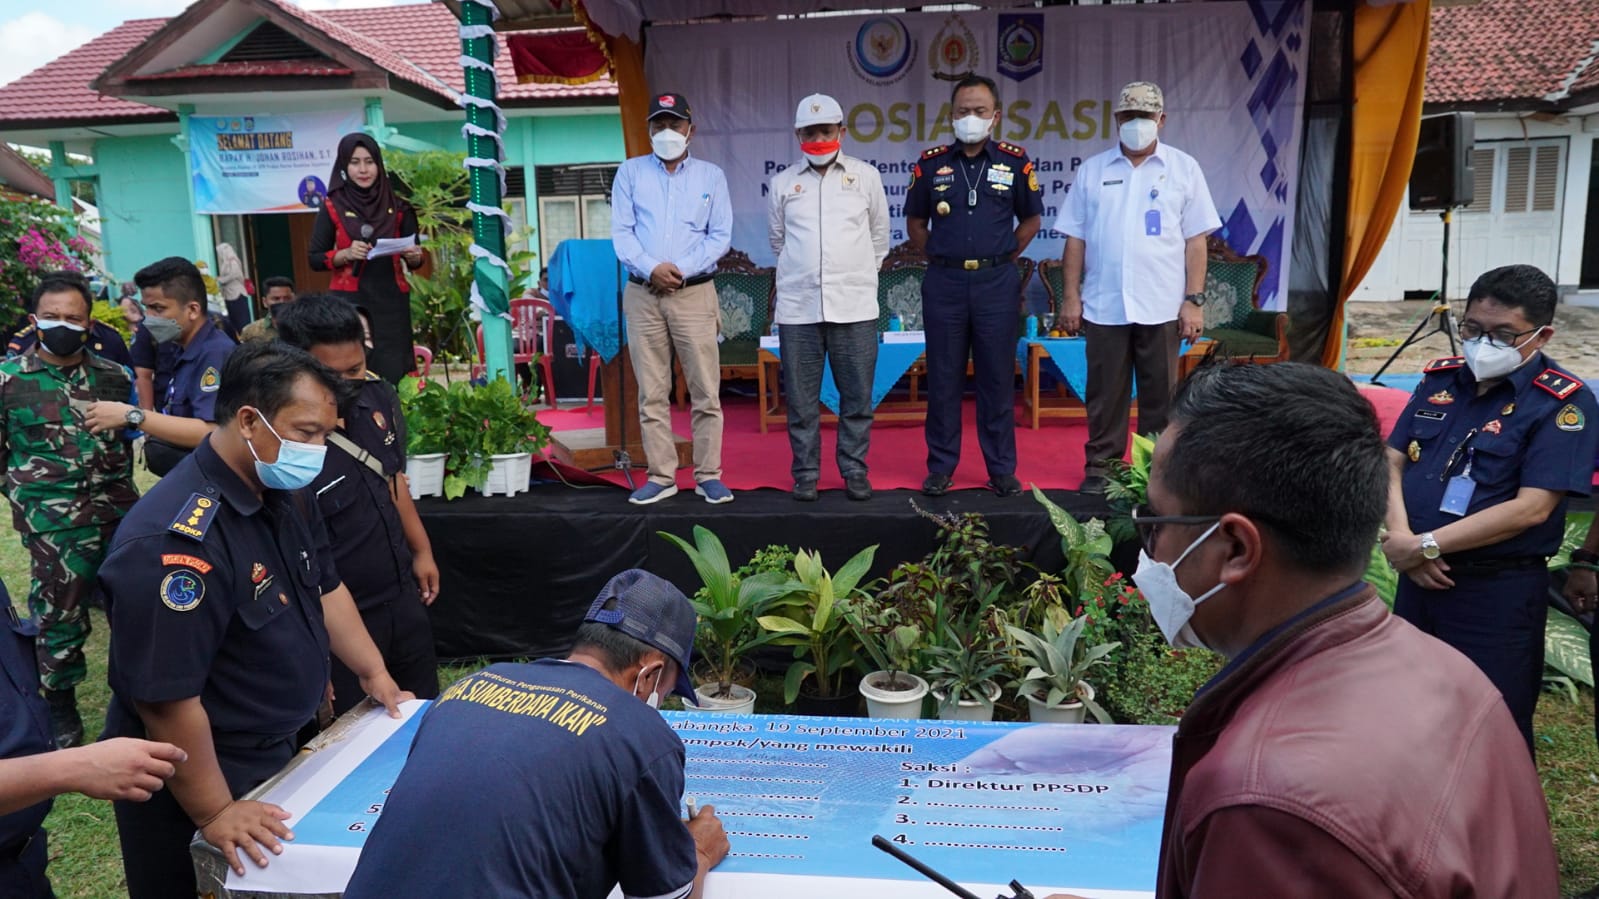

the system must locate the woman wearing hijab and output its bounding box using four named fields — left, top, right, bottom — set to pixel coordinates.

left=308, top=133, right=427, bottom=383
left=215, top=241, right=250, bottom=331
